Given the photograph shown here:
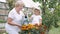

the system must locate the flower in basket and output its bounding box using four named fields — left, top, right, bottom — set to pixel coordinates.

left=21, top=23, right=41, bottom=34
left=21, top=24, right=35, bottom=30
left=21, top=25, right=27, bottom=30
